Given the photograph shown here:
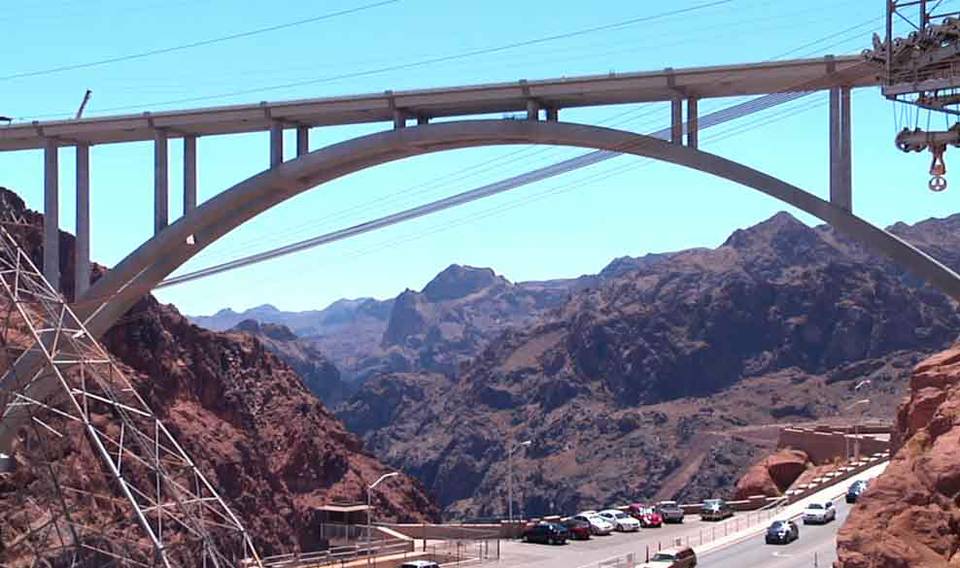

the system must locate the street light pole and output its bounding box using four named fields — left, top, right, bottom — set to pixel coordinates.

left=845, top=398, right=871, bottom=462
left=367, top=472, right=399, bottom=563
left=507, top=440, right=531, bottom=529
